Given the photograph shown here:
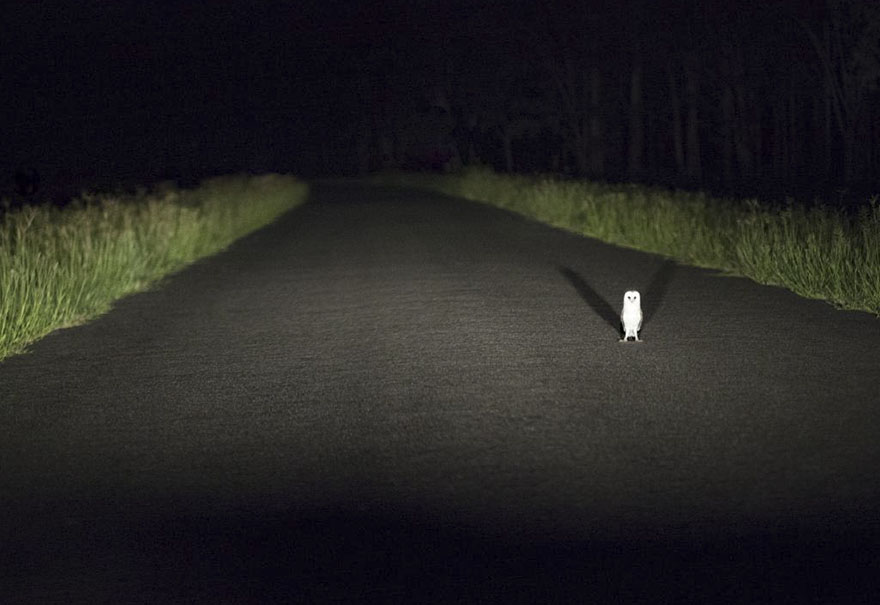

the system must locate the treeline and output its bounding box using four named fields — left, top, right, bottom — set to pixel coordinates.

left=316, top=0, right=880, bottom=202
